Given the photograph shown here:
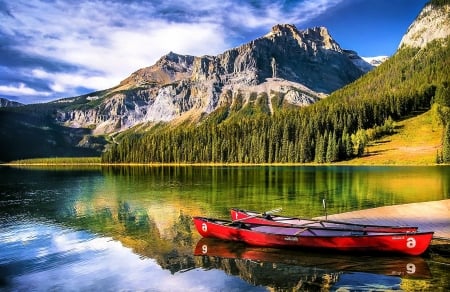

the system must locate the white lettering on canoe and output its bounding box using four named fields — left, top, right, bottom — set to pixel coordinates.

left=406, top=263, right=416, bottom=274
left=392, top=236, right=405, bottom=240
left=406, top=237, right=416, bottom=248
left=284, top=236, right=298, bottom=242
left=202, top=222, right=208, bottom=232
